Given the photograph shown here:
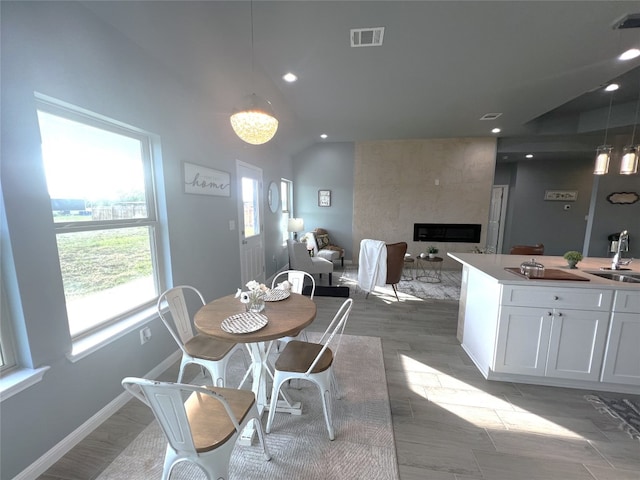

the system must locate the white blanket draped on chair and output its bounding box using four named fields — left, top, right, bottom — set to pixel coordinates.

left=357, top=239, right=387, bottom=293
